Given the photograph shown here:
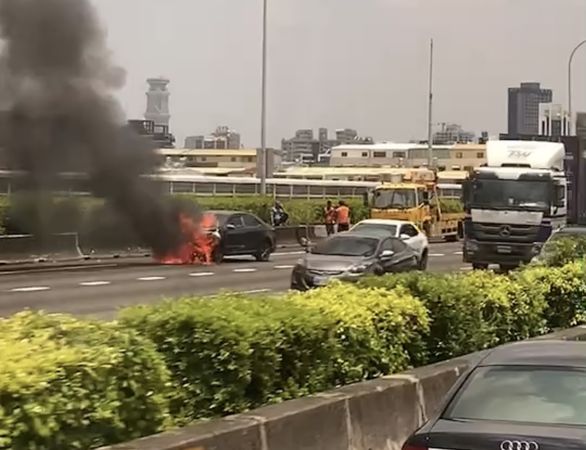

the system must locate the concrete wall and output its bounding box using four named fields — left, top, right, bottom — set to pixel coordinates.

left=101, top=326, right=586, bottom=450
